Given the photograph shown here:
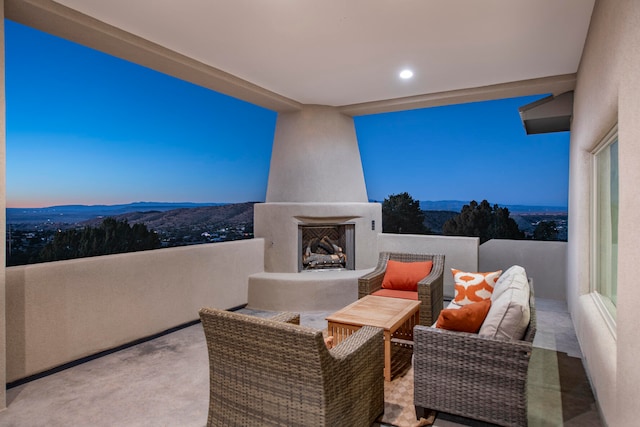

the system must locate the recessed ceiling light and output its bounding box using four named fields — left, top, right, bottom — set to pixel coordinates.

left=399, top=69, right=414, bottom=79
